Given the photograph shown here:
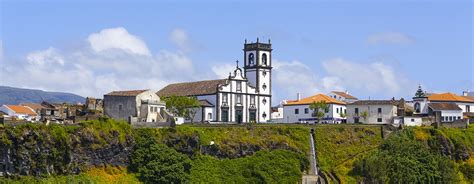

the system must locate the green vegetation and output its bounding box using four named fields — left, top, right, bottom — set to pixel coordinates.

left=309, top=101, right=329, bottom=123
left=352, top=126, right=474, bottom=183
left=190, top=150, right=308, bottom=183
left=162, top=95, right=200, bottom=123
left=313, top=125, right=383, bottom=183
